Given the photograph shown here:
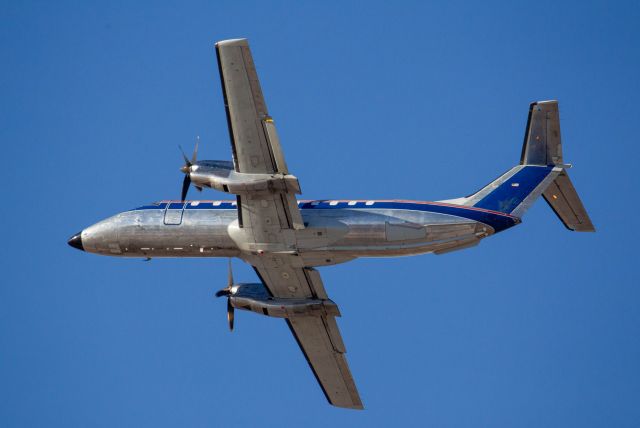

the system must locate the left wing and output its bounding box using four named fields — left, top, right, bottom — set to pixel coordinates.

left=252, top=262, right=363, bottom=409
